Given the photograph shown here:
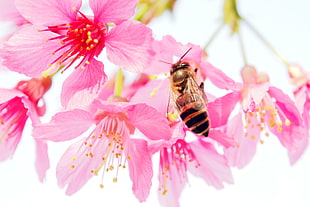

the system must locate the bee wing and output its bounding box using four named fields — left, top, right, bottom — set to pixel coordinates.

left=167, top=87, right=182, bottom=121
left=183, top=75, right=208, bottom=106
